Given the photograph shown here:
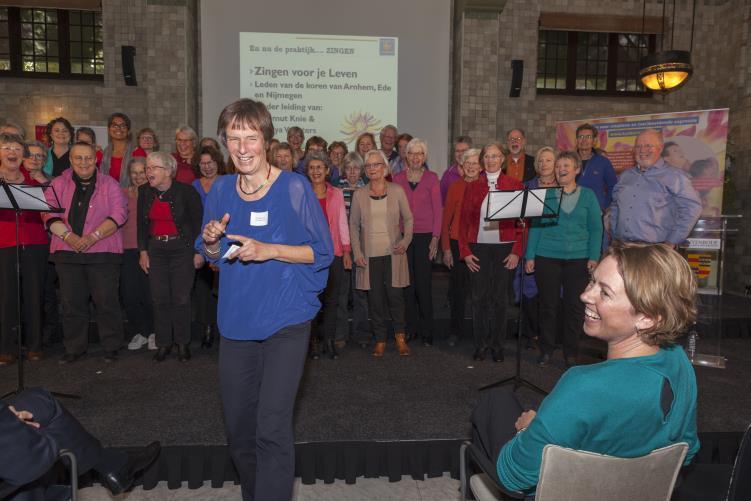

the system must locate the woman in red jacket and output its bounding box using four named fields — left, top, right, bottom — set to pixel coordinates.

left=459, top=142, right=525, bottom=362
left=0, top=134, right=50, bottom=365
